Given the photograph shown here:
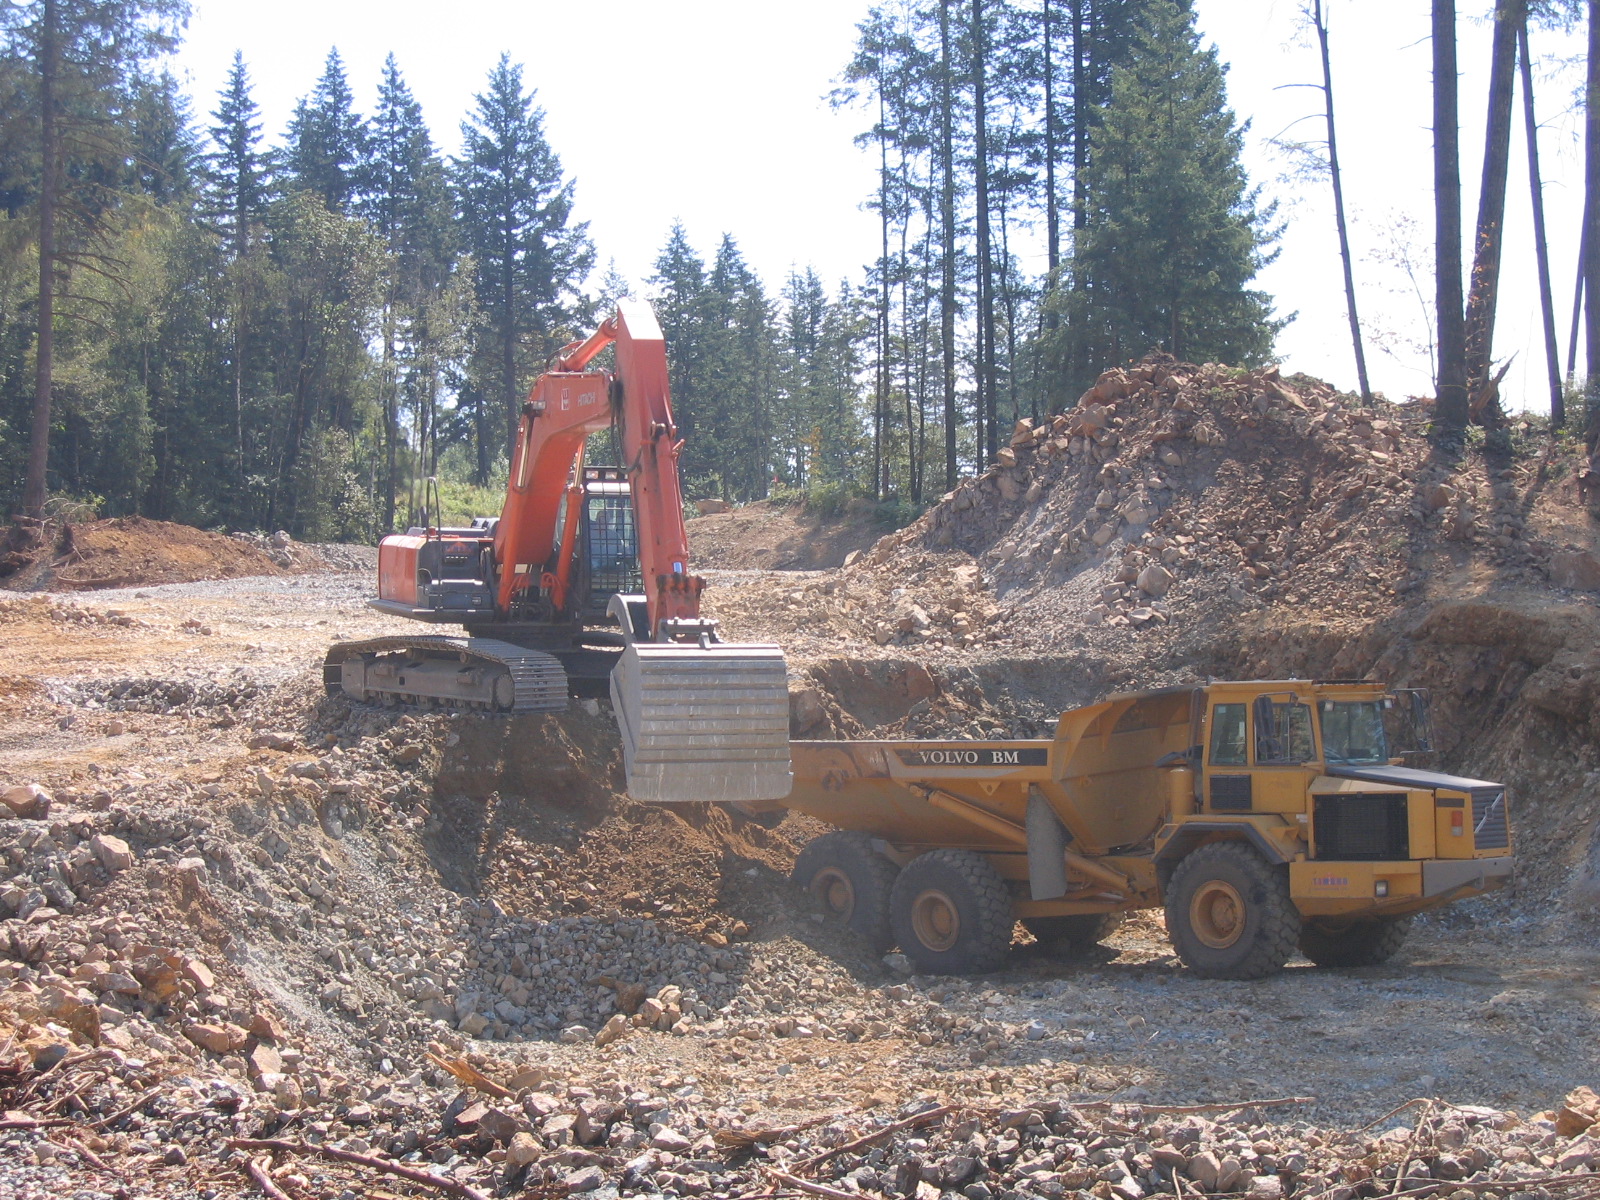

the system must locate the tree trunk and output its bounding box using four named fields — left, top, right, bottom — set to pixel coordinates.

left=876, top=84, right=890, bottom=501
left=972, top=0, right=997, bottom=465
left=1520, top=20, right=1564, bottom=428
left=383, top=297, right=398, bottom=533
left=1463, top=0, right=1526, bottom=409
left=1043, top=0, right=1060, bottom=297
left=1433, top=0, right=1470, bottom=437
left=1585, top=0, right=1600, bottom=458
left=939, top=0, right=959, bottom=489
left=22, top=0, right=59, bottom=521
left=1313, top=0, right=1371, bottom=401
